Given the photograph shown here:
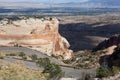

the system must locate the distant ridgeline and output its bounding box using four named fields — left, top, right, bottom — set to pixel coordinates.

left=0, top=7, right=120, bottom=16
